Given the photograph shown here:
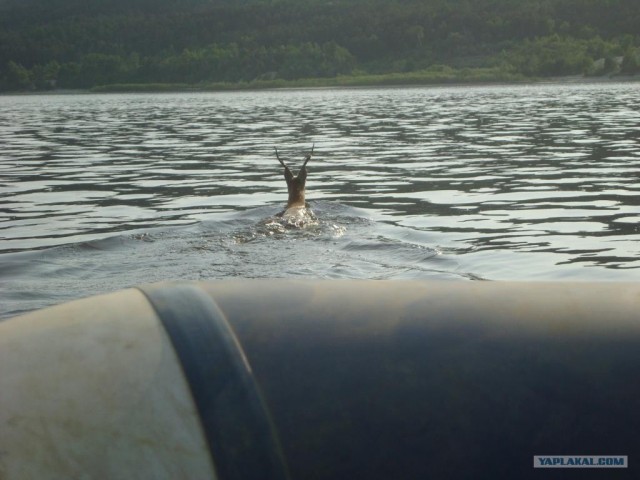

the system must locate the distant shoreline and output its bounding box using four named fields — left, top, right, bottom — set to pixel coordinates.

left=91, top=72, right=640, bottom=93
left=2, top=72, right=638, bottom=96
